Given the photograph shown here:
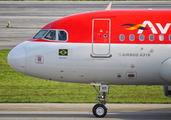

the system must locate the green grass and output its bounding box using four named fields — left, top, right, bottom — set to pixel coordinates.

left=0, top=50, right=171, bottom=103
